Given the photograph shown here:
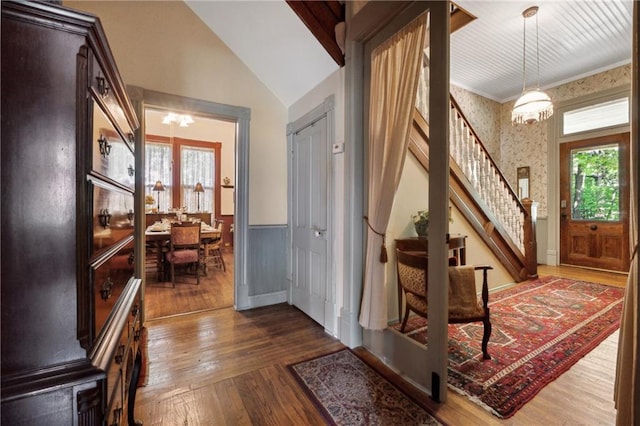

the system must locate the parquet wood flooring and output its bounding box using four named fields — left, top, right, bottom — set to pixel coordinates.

left=134, top=265, right=628, bottom=425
